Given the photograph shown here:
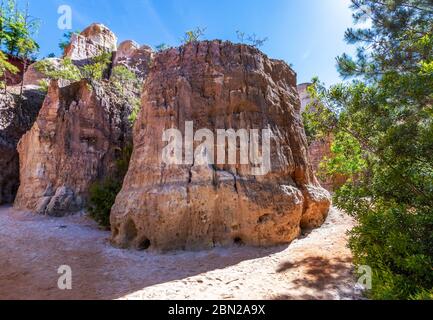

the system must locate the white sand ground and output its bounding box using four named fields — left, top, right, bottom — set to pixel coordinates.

left=0, top=205, right=363, bottom=300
